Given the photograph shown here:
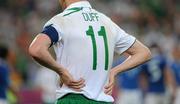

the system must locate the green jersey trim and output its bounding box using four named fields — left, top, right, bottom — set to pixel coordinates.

left=63, top=7, right=83, bottom=17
